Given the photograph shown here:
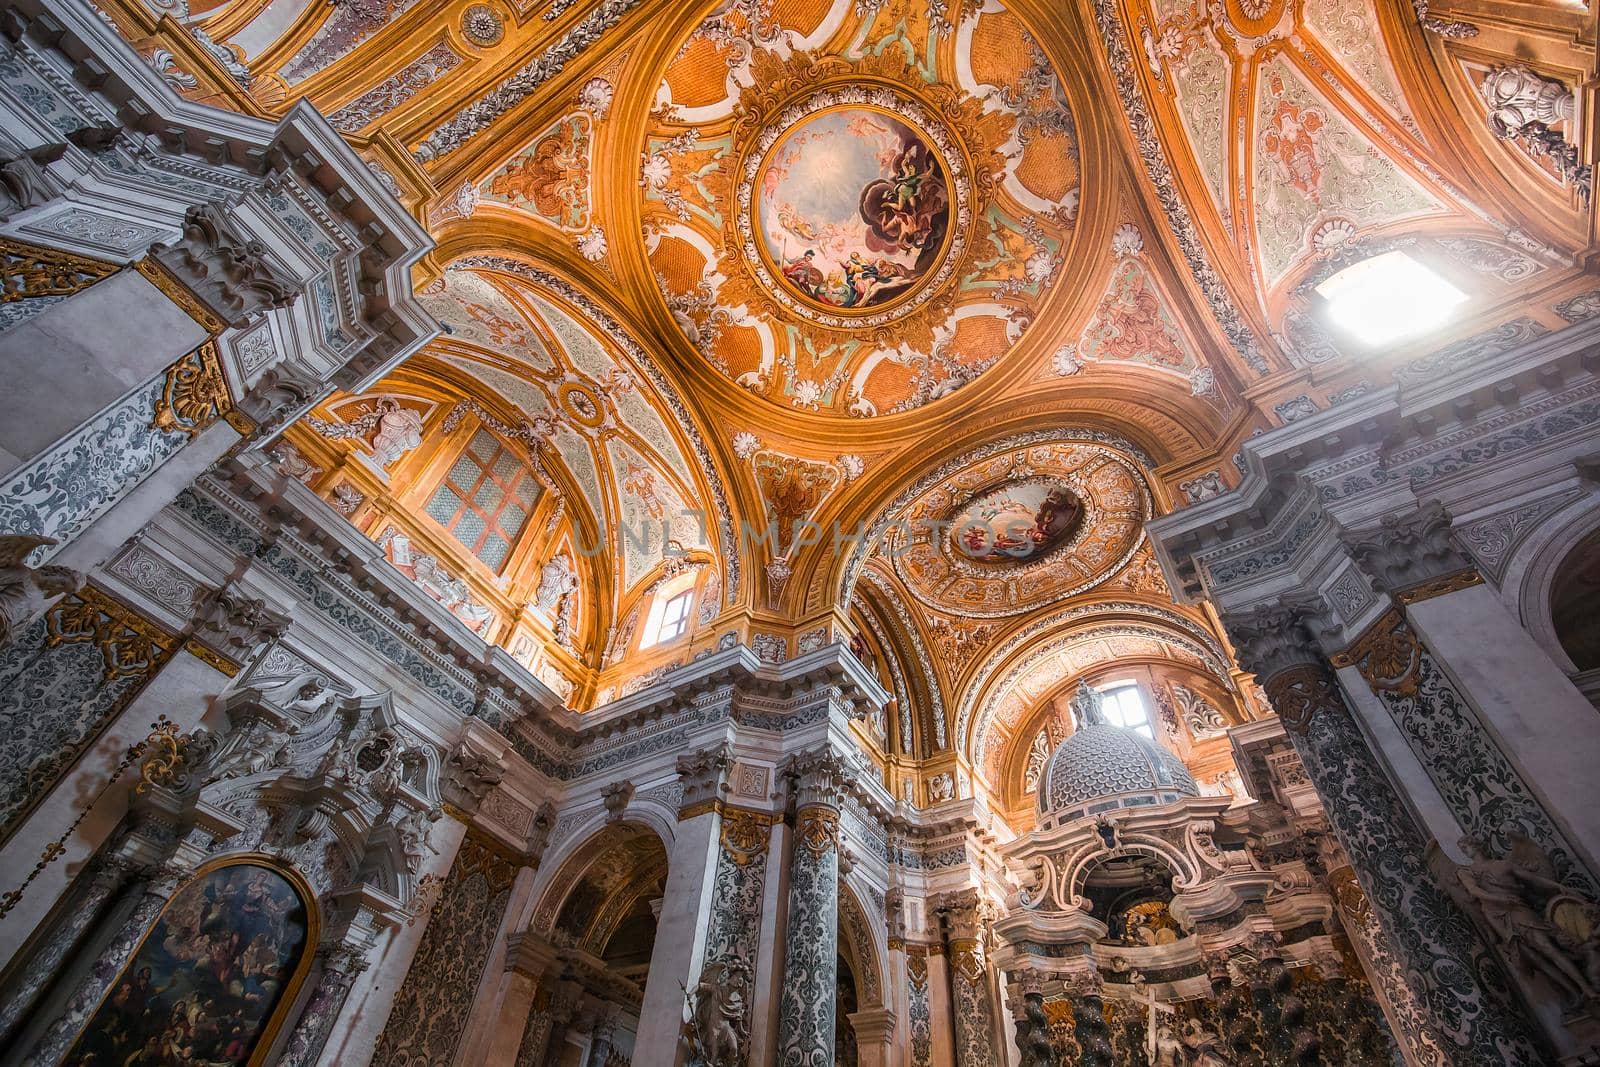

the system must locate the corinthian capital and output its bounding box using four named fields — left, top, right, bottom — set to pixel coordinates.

left=1341, top=501, right=1474, bottom=595
left=1221, top=600, right=1334, bottom=681
left=784, top=746, right=847, bottom=810
left=151, top=201, right=298, bottom=328
left=675, top=741, right=732, bottom=811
